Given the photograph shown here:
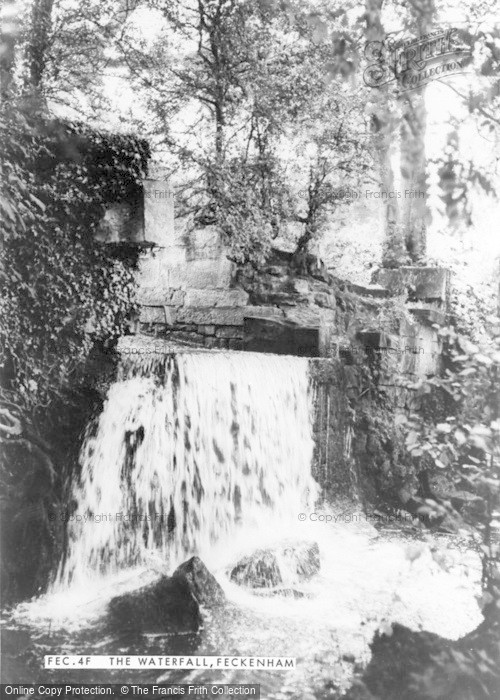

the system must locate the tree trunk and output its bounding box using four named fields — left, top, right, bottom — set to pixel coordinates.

left=0, top=0, right=22, bottom=98
left=400, top=94, right=428, bottom=262
left=399, top=0, right=434, bottom=264
left=365, top=0, right=406, bottom=268
left=26, top=0, right=54, bottom=92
